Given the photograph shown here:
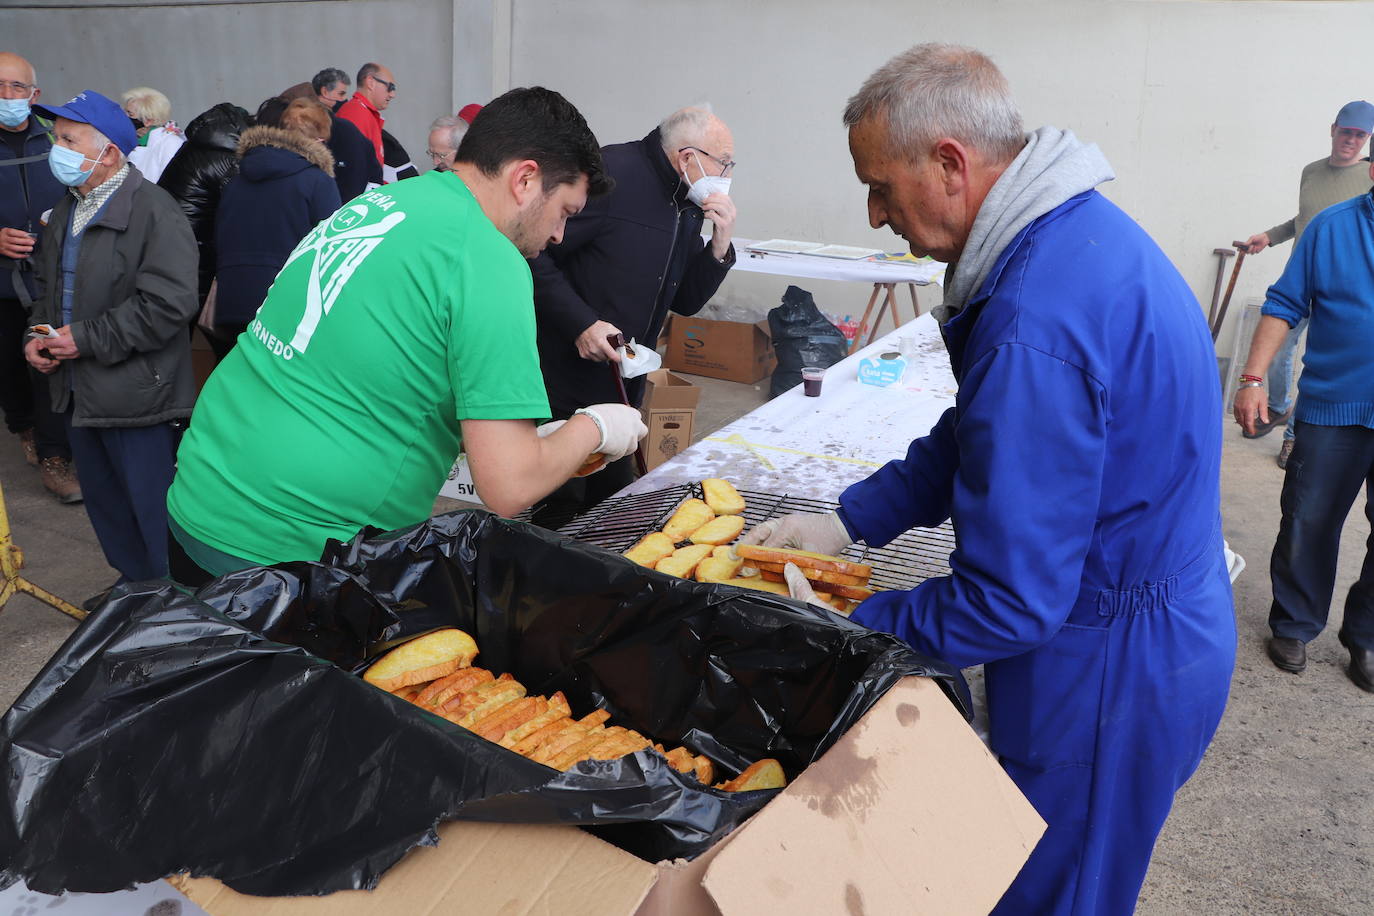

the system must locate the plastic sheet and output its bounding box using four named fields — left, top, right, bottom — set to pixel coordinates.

left=768, top=285, right=850, bottom=397
left=0, top=511, right=967, bottom=897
